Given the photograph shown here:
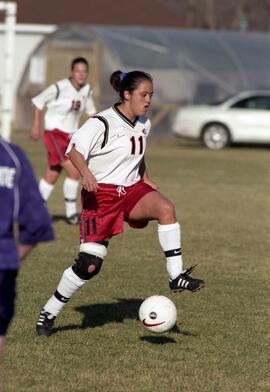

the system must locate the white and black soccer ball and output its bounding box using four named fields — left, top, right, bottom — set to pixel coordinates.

left=139, top=295, right=177, bottom=334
